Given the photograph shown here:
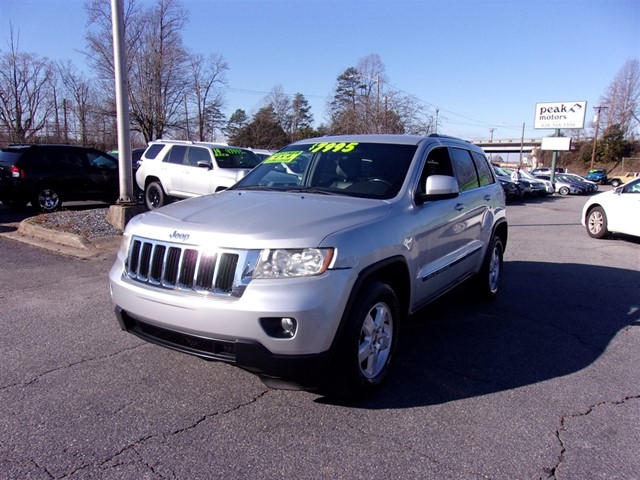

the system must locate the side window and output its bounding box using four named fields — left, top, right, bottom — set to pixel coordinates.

left=166, top=145, right=187, bottom=164
left=417, top=147, right=454, bottom=194
left=65, top=150, right=89, bottom=169
left=88, top=152, right=117, bottom=169
left=471, top=150, right=494, bottom=187
left=450, top=147, right=479, bottom=192
left=186, top=147, right=211, bottom=167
